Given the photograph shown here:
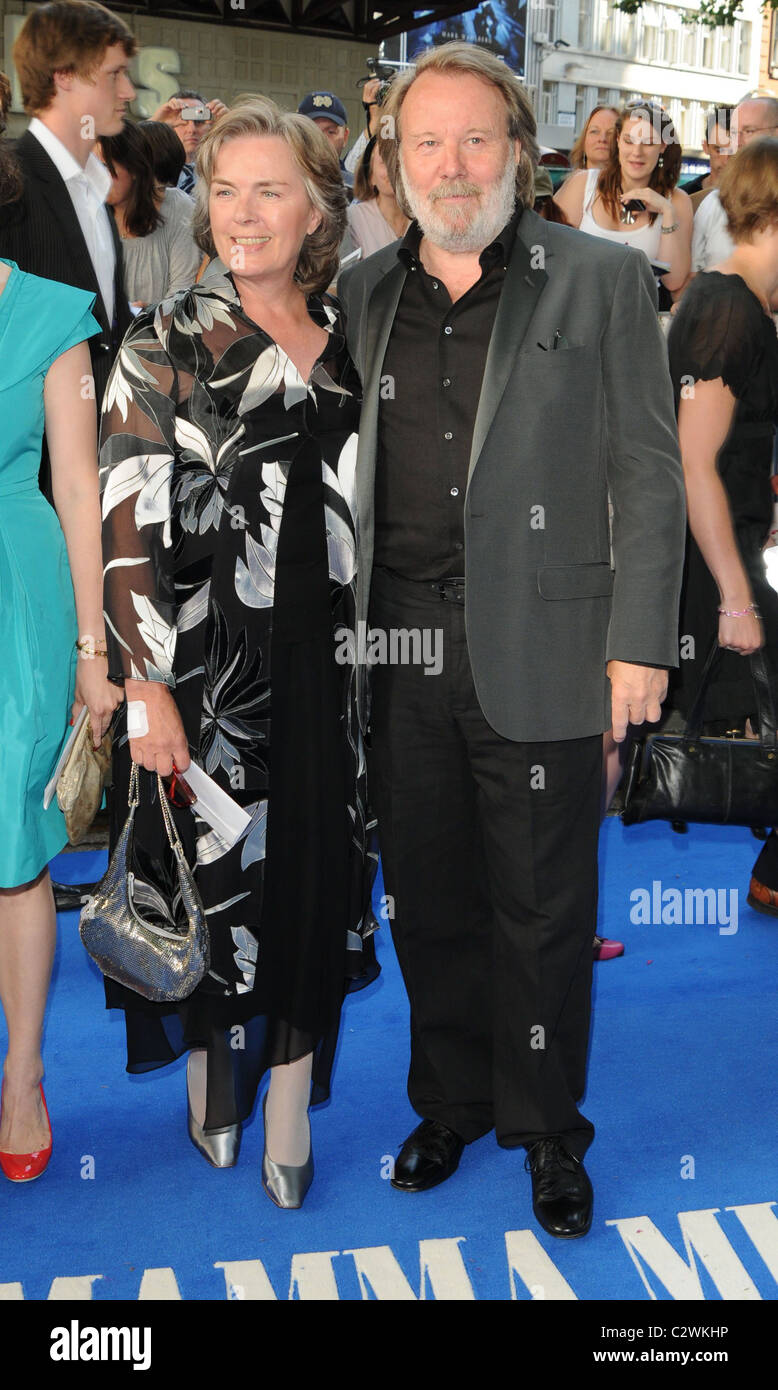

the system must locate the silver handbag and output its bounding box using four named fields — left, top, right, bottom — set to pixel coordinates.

left=79, top=762, right=210, bottom=1002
